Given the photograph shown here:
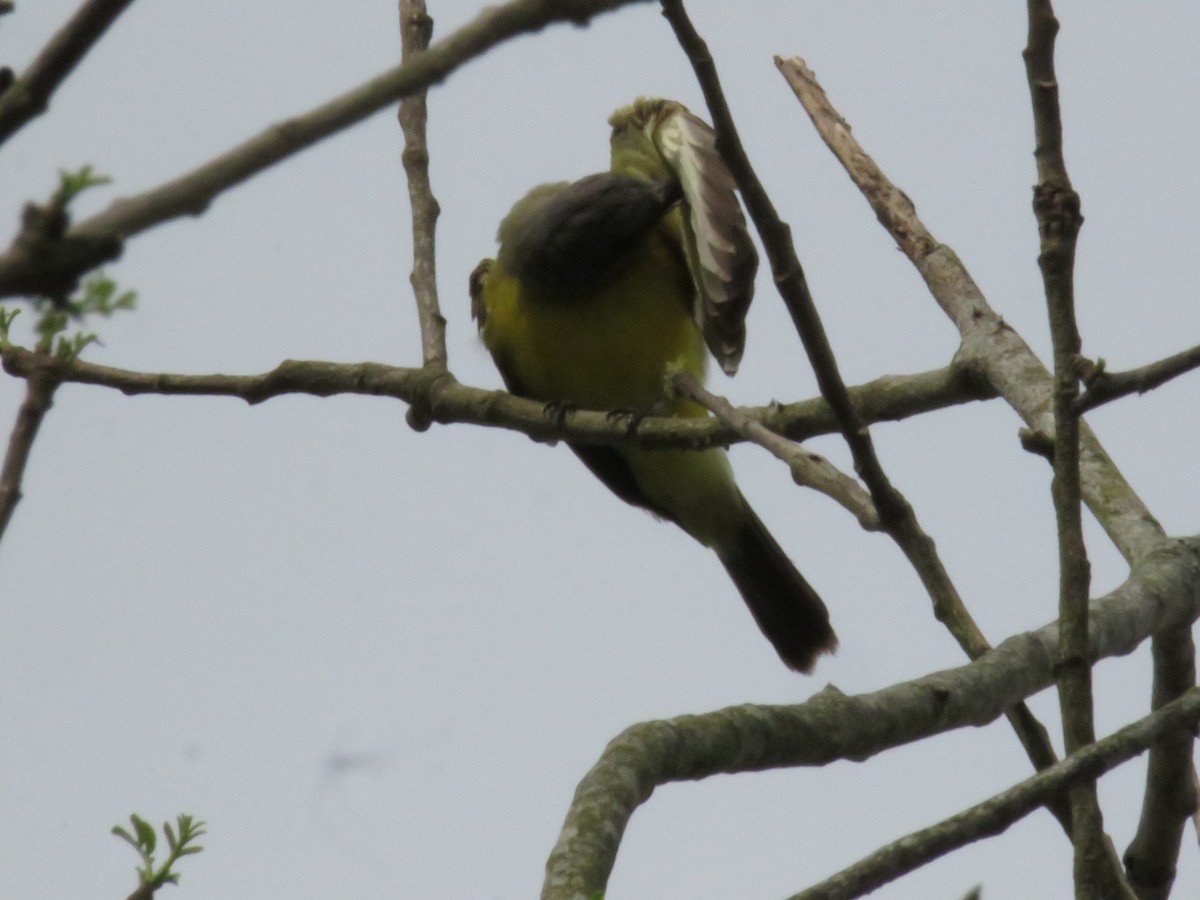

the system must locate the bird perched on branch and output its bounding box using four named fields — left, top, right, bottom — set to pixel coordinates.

left=470, top=98, right=835, bottom=672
